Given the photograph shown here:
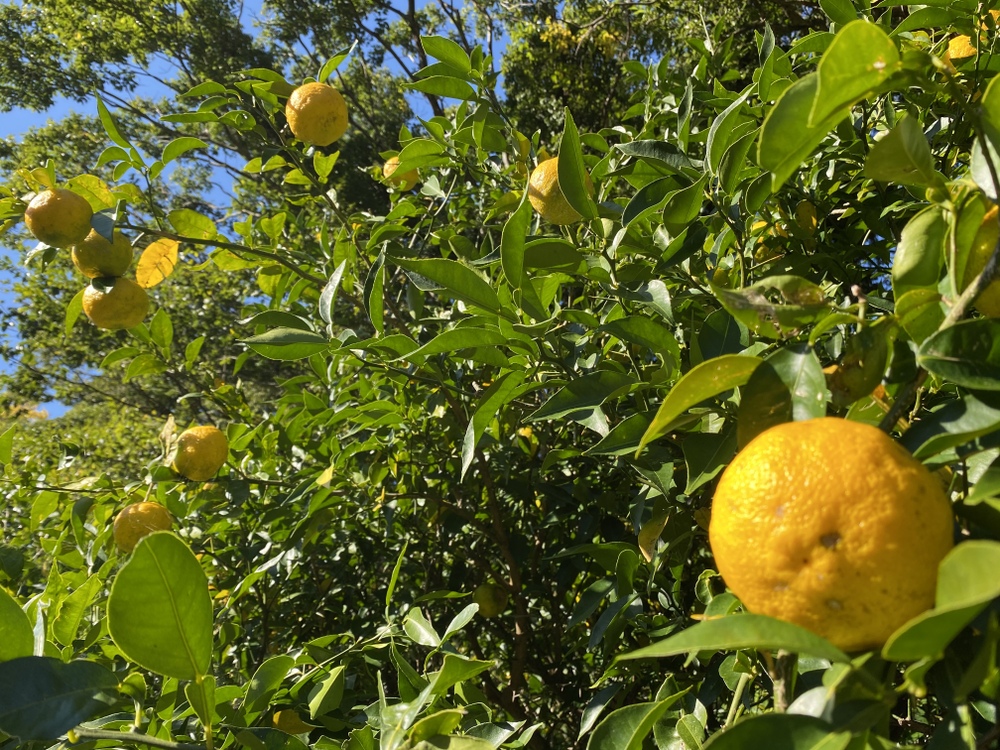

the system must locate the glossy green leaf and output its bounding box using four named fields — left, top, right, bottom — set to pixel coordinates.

left=393, top=257, right=502, bottom=314
left=598, top=316, right=681, bottom=370
left=637, top=356, right=763, bottom=455
left=586, top=694, right=686, bottom=750
left=462, top=372, right=526, bottom=480
left=622, top=176, right=680, bottom=227
left=865, top=116, right=943, bottom=189
left=404, top=608, right=441, bottom=647
left=526, top=371, right=635, bottom=423
left=918, top=319, right=1000, bottom=390
left=662, top=172, right=710, bottom=233
left=162, top=136, right=208, bottom=165
left=309, top=665, right=346, bottom=719
left=421, top=36, right=471, bottom=73
left=412, top=737, right=495, bottom=750
left=701, top=714, right=847, bottom=750
left=683, top=427, right=737, bottom=493
left=0, top=587, right=32, bottom=661
left=0, top=423, right=13, bottom=466
left=558, top=109, right=598, bottom=221
left=96, top=95, right=132, bottom=150
left=820, top=0, right=859, bottom=25
left=902, top=391, right=1000, bottom=459
left=241, top=327, right=330, bottom=360
left=617, top=613, right=851, bottom=663
left=706, top=90, right=751, bottom=175
left=896, top=289, right=946, bottom=345
left=409, top=710, right=465, bottom=743
left=363, top=252, right=386, bottom=335
left=757, top=73, right=850, bottom=191
left=52, top=575, right=101, bottom=647
left=409, top=76, right=476, bottom=100
left=428, top=653, right=493, bottom=695
left=396, top=327, right=508, bottom=362
left=893, top=206, right=948, bottom=296
left=319, top=260, right=347, bottom=327
left=107, top=532, right=213, bottom=680
left=0, top=657, right=118, bottom=741
left=245, top=655, right=295, bottom=713
left=168, top=207, right=216, bottom=240
left=64, top=287, right=85, bottom=335
left=813, top=21, right=900, bottom=126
